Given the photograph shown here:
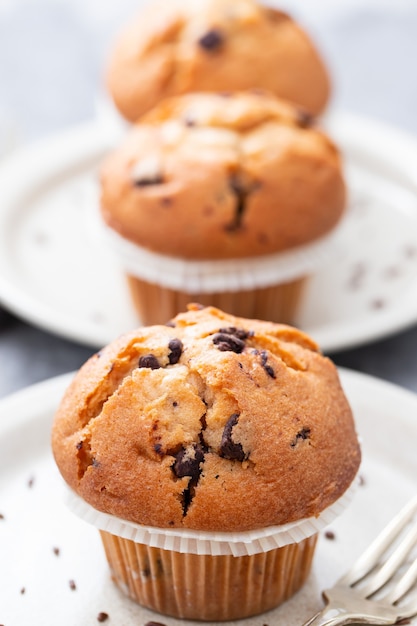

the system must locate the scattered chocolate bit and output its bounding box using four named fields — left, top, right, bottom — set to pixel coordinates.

left=20, top=587, right=26, bottom=594
left=384, top=266, right=401, bottom=279
left=131, top=156, right=164, bottom=186
left=296, top=107, right=314, bottom=128
left=0, top=513, right=4, bottom=520
left=97, top=612, right=109, bottom=623
left=291, top=428, right=311, bottom=448
left=69, top=579, right=77, bottom=591
left=220, top=413, right=245, bottom=461
left=198, top=29, right=224, bottom=51
left=172, top=401, right=178, bottom=407
left=76, top=441, right=83, bottom=450
left=260, top=350, right=276, bottom=378
left=358, top=474, right=366, bottom=486
left=325, top=530, right=336, bottom=540
left=53, top=547, right=60, bottom=556
left=27, top=476, right=35, bottom=488
left=173, top=444, right=205, bottom=481
left=139, top=354, right=161, bottom=369
left=371, top=298, right=385, bottom=310
left=404, top=245, right=417, bottom=259
left=168, top=338, right=183, bottom=364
